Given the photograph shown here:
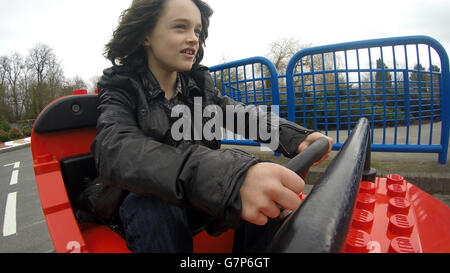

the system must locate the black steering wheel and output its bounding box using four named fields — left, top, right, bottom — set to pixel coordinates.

left=284, top=137, right=331, bottom=177
left=268, top=118, right=371, bottom=253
